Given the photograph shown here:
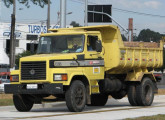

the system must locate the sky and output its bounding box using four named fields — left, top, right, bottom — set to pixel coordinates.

left=0, top=0, right=165, bottom=35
